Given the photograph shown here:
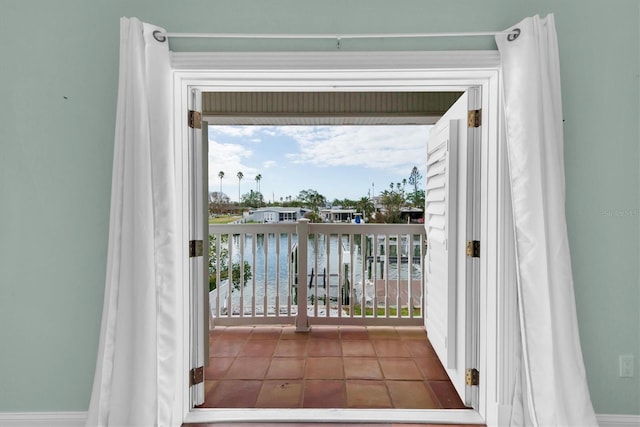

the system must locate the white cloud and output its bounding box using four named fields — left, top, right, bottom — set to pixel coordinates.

left=263, top=160, right=277, bottom=169
left=280, top=126, right=429, bottom=174
left=207, top=138, right=257, bottom=193
left=207, top=125, right=430, bottom=200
